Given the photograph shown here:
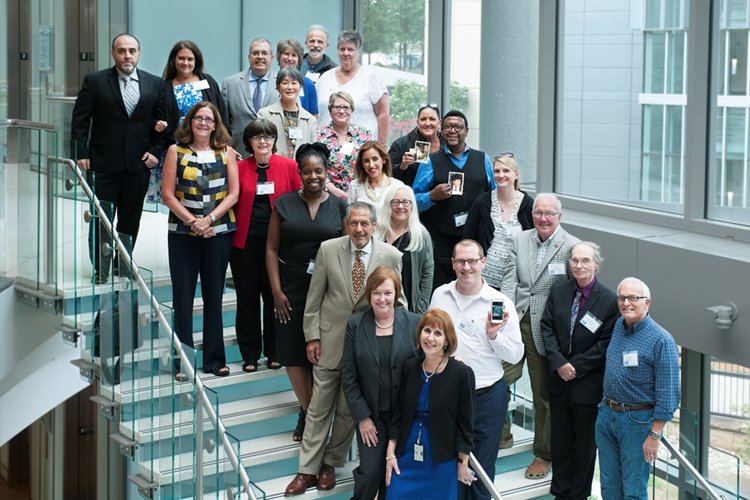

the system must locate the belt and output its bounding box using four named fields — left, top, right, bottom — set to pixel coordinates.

left=604, top=398, right=654, bottom=412
left=476, top=378, right=501, bottom=396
